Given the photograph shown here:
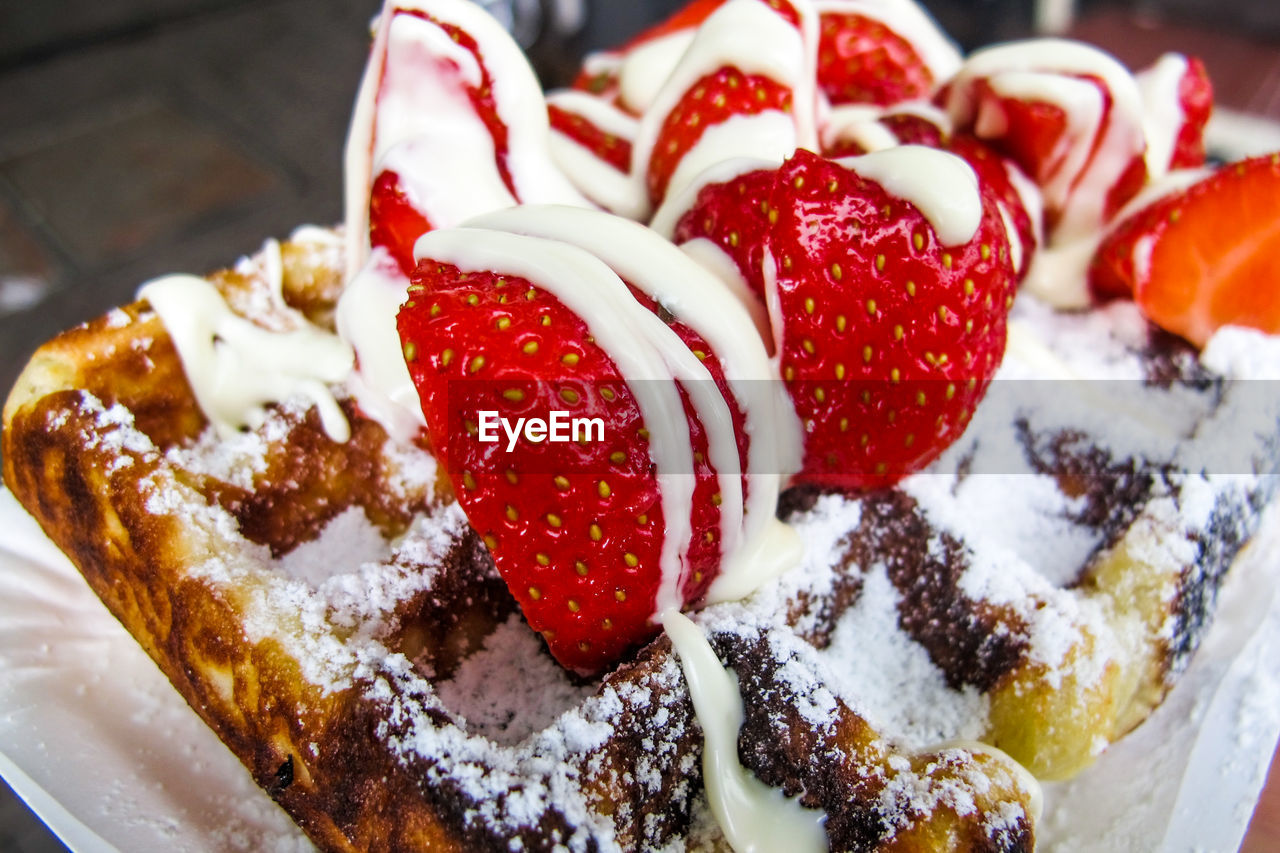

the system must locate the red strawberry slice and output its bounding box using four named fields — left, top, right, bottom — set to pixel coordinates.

left=368, top=170, right=433, bottom=276
left=397, top=243, right=743, bottom=673
left=1168, top=56, right=1212, bottom=171
left=943, top=44, right=1148, bottom=239
left=767, top=148, right=1016, bottom=489
left=548, top=102, right=634, bottom=173
left=950, top=134, right=1041, bottom=278
left=817, top=11, right=936, bottom=106
left=821, top=103, right=950, bottom=158
left=1136, top=53, right=1213, bottom=175
left=666, top=164, right=779, bottom=307
left=1090, top=153, right=1280, bottom=347
left=646, top=67, right=794, bottom=207
left=622, top=284, right=750, bottom=606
